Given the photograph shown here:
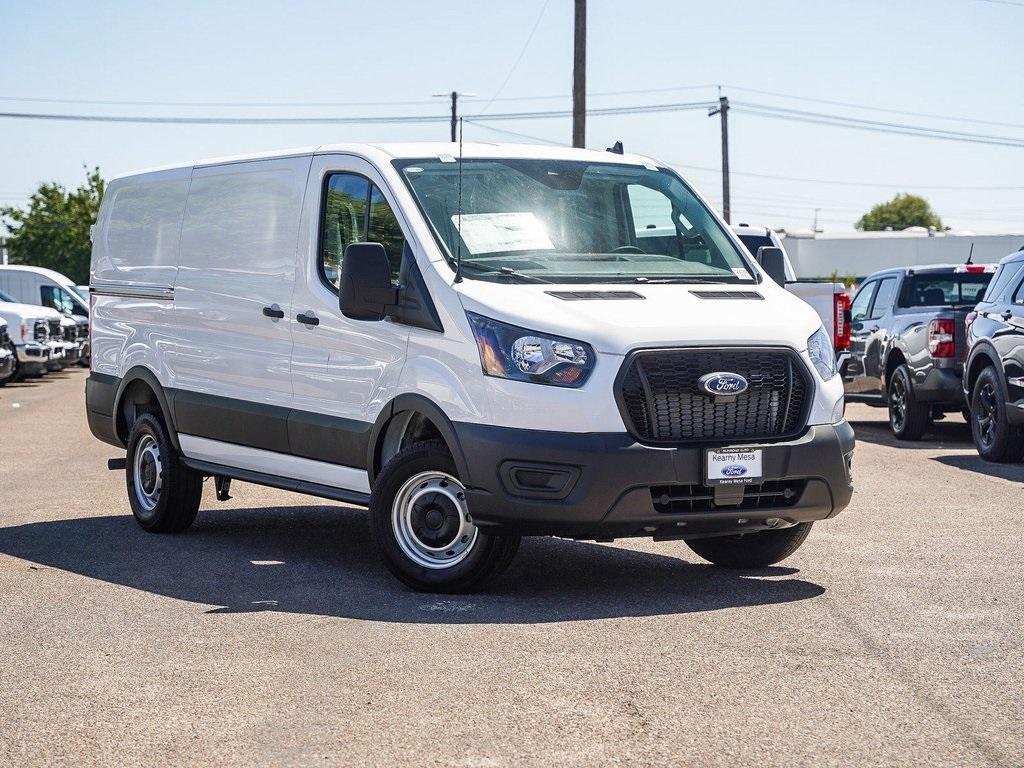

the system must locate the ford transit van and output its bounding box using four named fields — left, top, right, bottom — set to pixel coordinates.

left=86, top=143, right=854, bottom=592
